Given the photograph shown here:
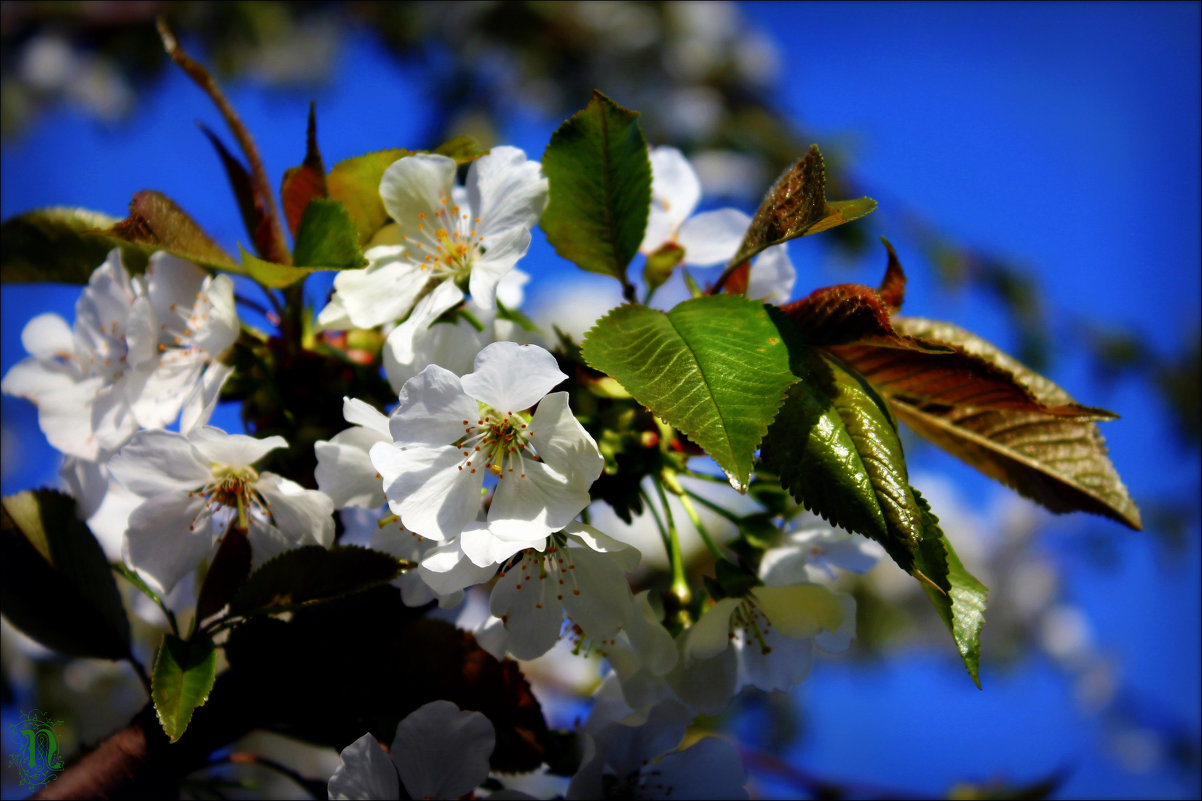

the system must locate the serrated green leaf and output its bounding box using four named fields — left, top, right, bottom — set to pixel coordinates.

left=911, top=487, right=988, bottom=687
left=292, top=199, right=365, bottom=270
left=581, top=295, right=796, bottom=491
left=541, top=91, right=651, bottom=285
left=760, top=345, right=923, bottom=571
left=731, top=145, right=876, bottom=267
left=877, top=318, right=1141, bottom=529
left=151, top=633, right=217, bottom=743
left=1, top=490, right=130, bottom=659
left=229, top=545, right=406, bottom=618
left=327, top=148, right=413, bottom=244
left=96, top=190, right=239, bottom=272
left=1, top=207, right=148, bottom=283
